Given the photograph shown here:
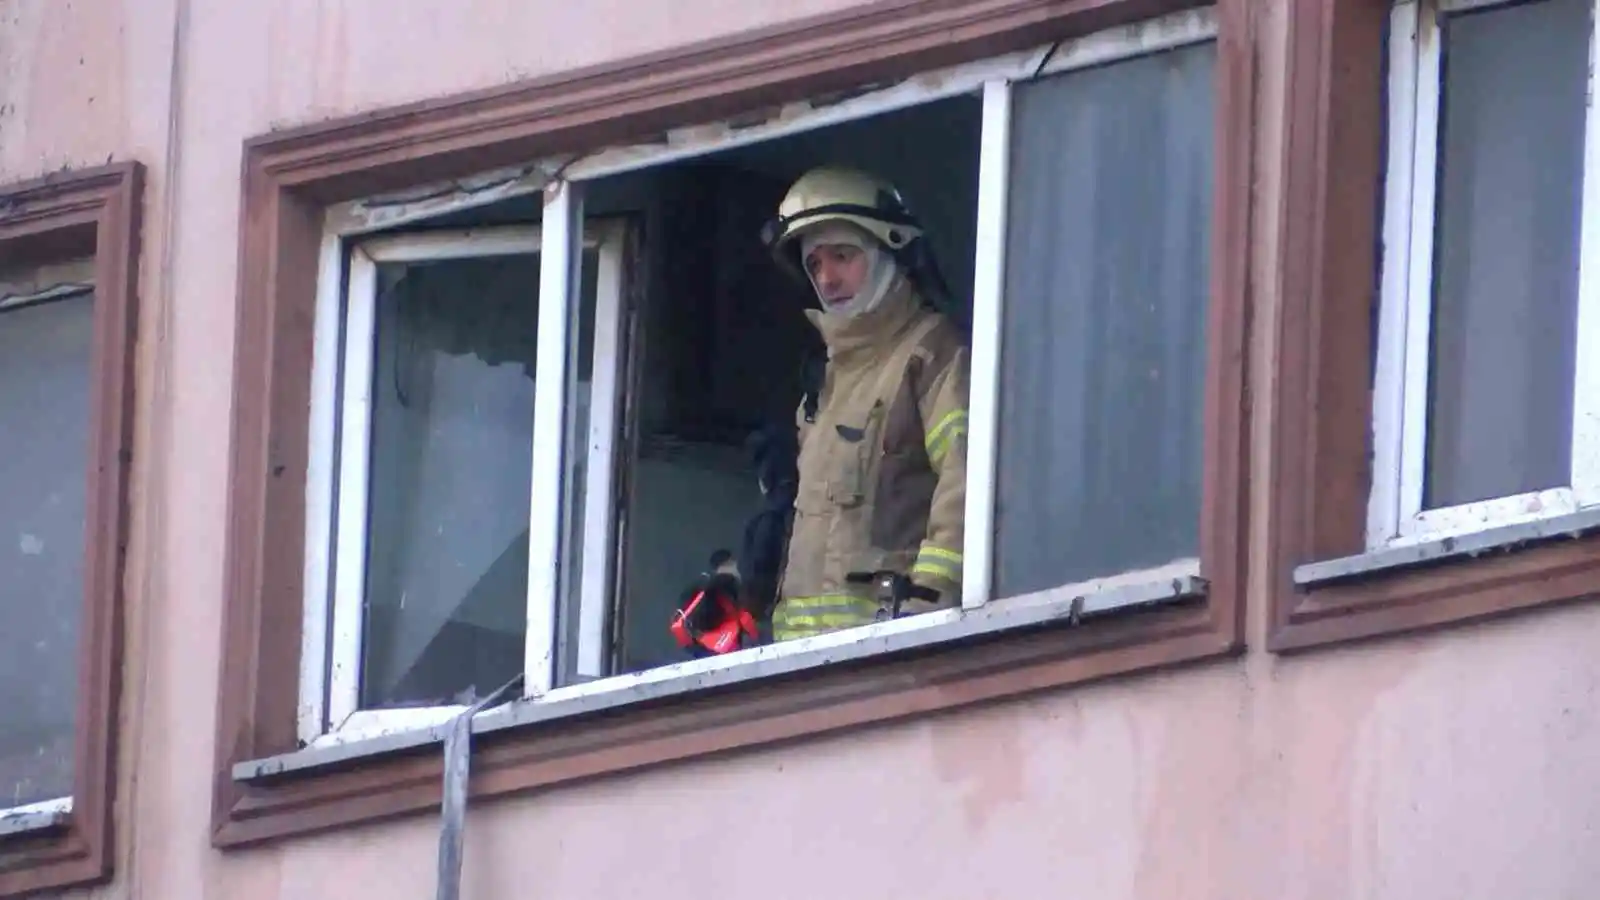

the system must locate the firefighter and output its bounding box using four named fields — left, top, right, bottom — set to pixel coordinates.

left=757, top=166, right=970, bottom=642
